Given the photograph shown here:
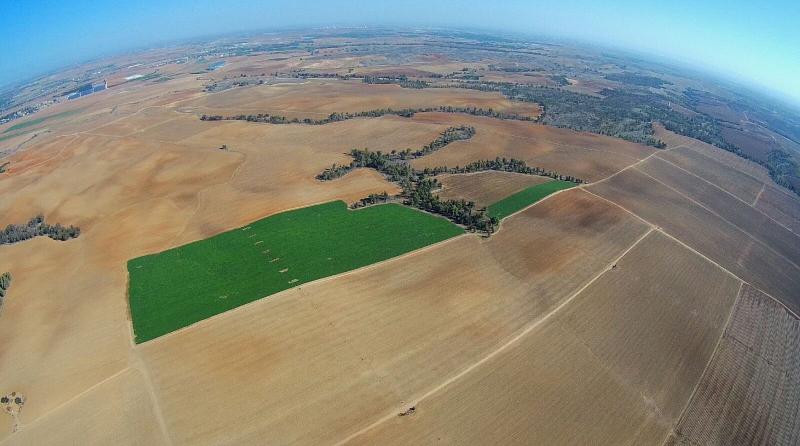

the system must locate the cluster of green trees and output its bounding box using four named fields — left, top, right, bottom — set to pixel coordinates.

left=315, top=163, right=352, bottom=180
left=203, top=105, right=536, bottom=126
left=406, top=178, right=499, bottom=234
left=363, top=75, right=429, bottom=89
left=766, top=150, right=798, bottom=190
left=320, top=143, right=581, bottom=233
left=419, top=157, right=585, bottom=183
left=448, top=81, right=669, bottom=147
left=0, top=162, right=9, bottom=173
left=351, top=191, right=391, bottom=209
left=487, top=65, right=542, bottom=73
left=350, top=148, right=414, bottom=185
left=317, top=126, right=477, bottom=182
left=549, top=75, right=570, bottom=86
left=413, top=126, right=475, bottom=157
left=604, top=73, right=672, bottom=88
left=0, top=272, right=11, bottom=309
left=0, top=215, right=81, bottom=245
